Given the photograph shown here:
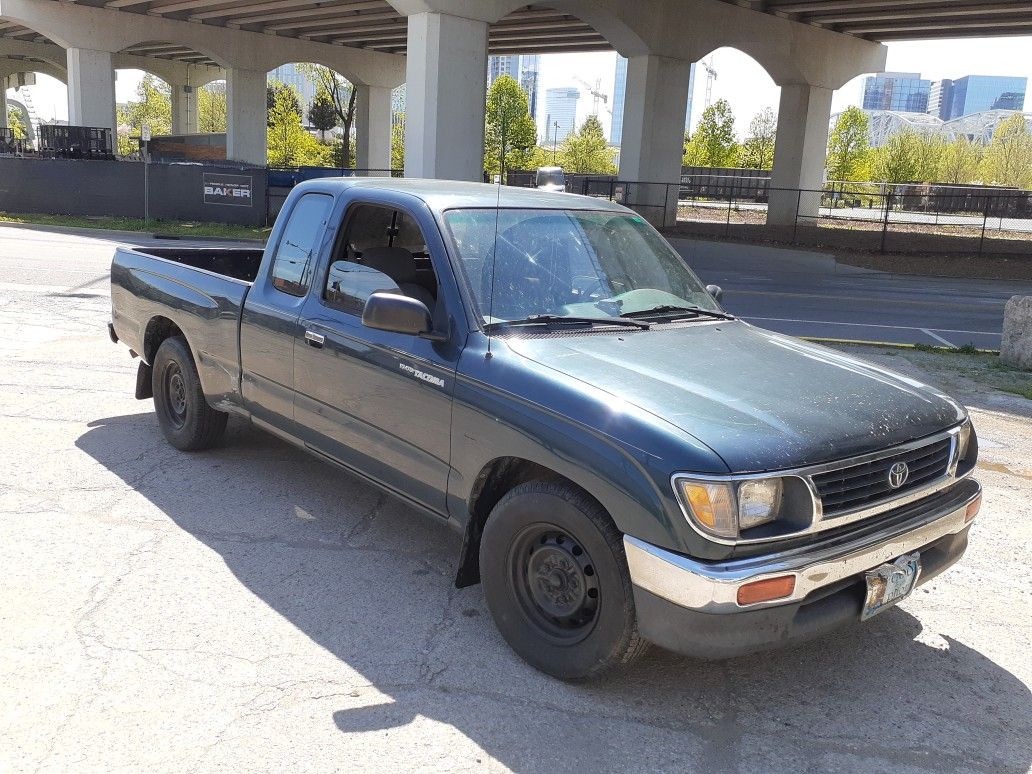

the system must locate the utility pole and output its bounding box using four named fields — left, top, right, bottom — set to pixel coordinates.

left=552, top=120, right=559, bottom=163
left=703, top=58, right=718, bottom=109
